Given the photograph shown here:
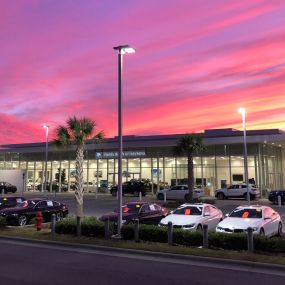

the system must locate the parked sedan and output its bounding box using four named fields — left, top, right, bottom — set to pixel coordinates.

left=0, top=197, right=26, bottom=210
left=99, top=202, right=169, bottom=225
left=159, top=203, right=223, bottom=231
left=156, top=185, right=204, bottom=201
left=268, top=190, right=285, bottom=204
left=0, top=182, right=17, bottom=194
left=0, top=198, right=68, bottom=226
left=216, top=205, right=282, bottom=237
